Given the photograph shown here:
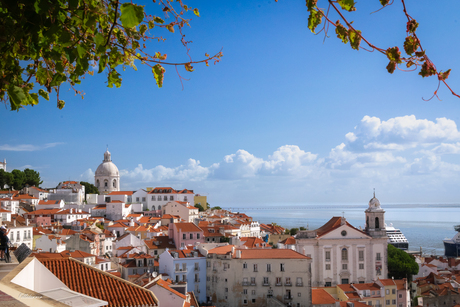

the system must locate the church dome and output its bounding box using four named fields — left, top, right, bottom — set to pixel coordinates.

left=367, top=191, right=384, bottom=212
left=95, top=149, right=119, bottom=177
